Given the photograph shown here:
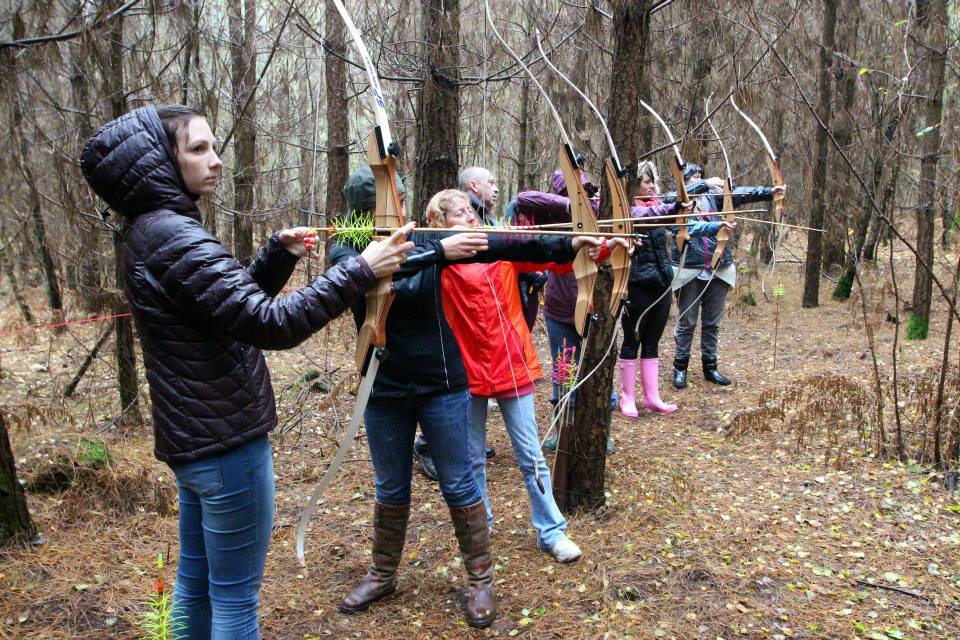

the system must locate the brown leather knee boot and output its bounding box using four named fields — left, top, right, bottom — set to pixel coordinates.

left=449, top=500, right=497, bottom=628
left=339, top=502, right=410, bottom=614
